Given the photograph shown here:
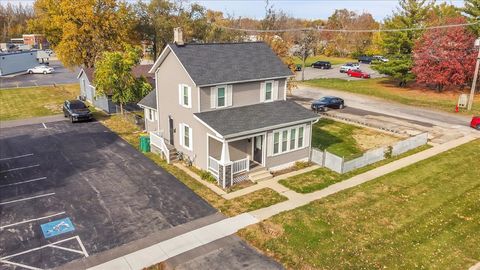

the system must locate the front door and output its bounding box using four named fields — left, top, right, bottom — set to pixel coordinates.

left=168, top=116, right=174, bottom=145
left=253, top=135, right=263, bottom=164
